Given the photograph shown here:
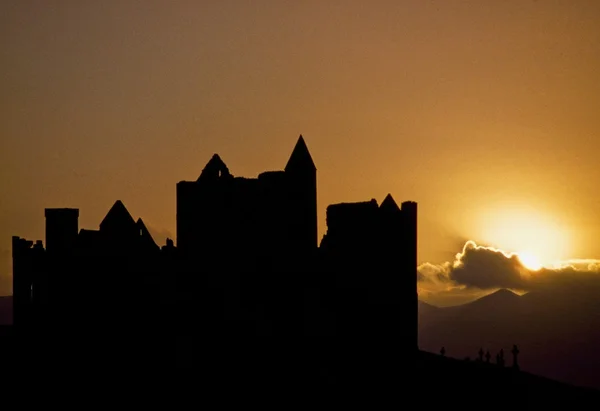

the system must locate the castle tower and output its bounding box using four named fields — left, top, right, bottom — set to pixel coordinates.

left=45, top=208, right=79, bottom=254
left=284, top=135, right=317, bottom=255
left=12, top=236, right=45, bottom=330
left=176, top=154, right=234, bottom=256
left=99, top=200, right=136, bottom=236
left=401, top=201, right=418, bottom=351
left=99, top=200, right=139, bottom=253
left=377, top=194, right=403, bottom=302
